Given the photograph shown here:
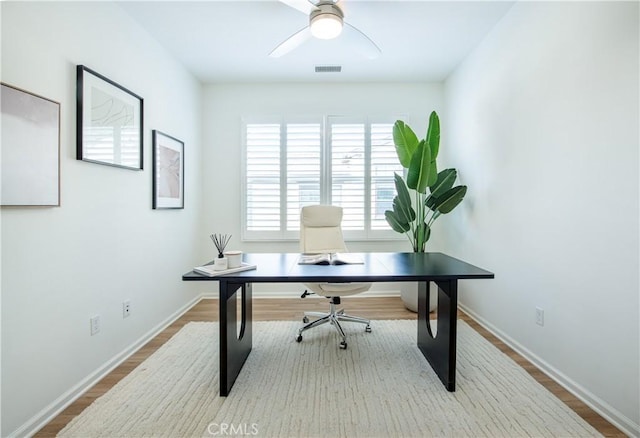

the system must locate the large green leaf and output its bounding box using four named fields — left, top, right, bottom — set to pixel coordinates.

left=393, top=173, right=412, bottom=212
left=425, top=194, right=437, bottom=211
left=426, top=112, right=440, bottom=186
left=385, top=210, right=410, bottom=233
left=429, top=168, right=457, bottom=198
left=406, top=140, right=431, bottom=193
left=434, top=185, right=467, bottom=214
left=426, top=111, right=440, bottom=161
left=392, top=120, right=419, bottom=168
left=427, top=160, right=438, bottom=187
left=392, top=174, right=416, bottom=224
left=393, top=198, right=414, bottom=226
